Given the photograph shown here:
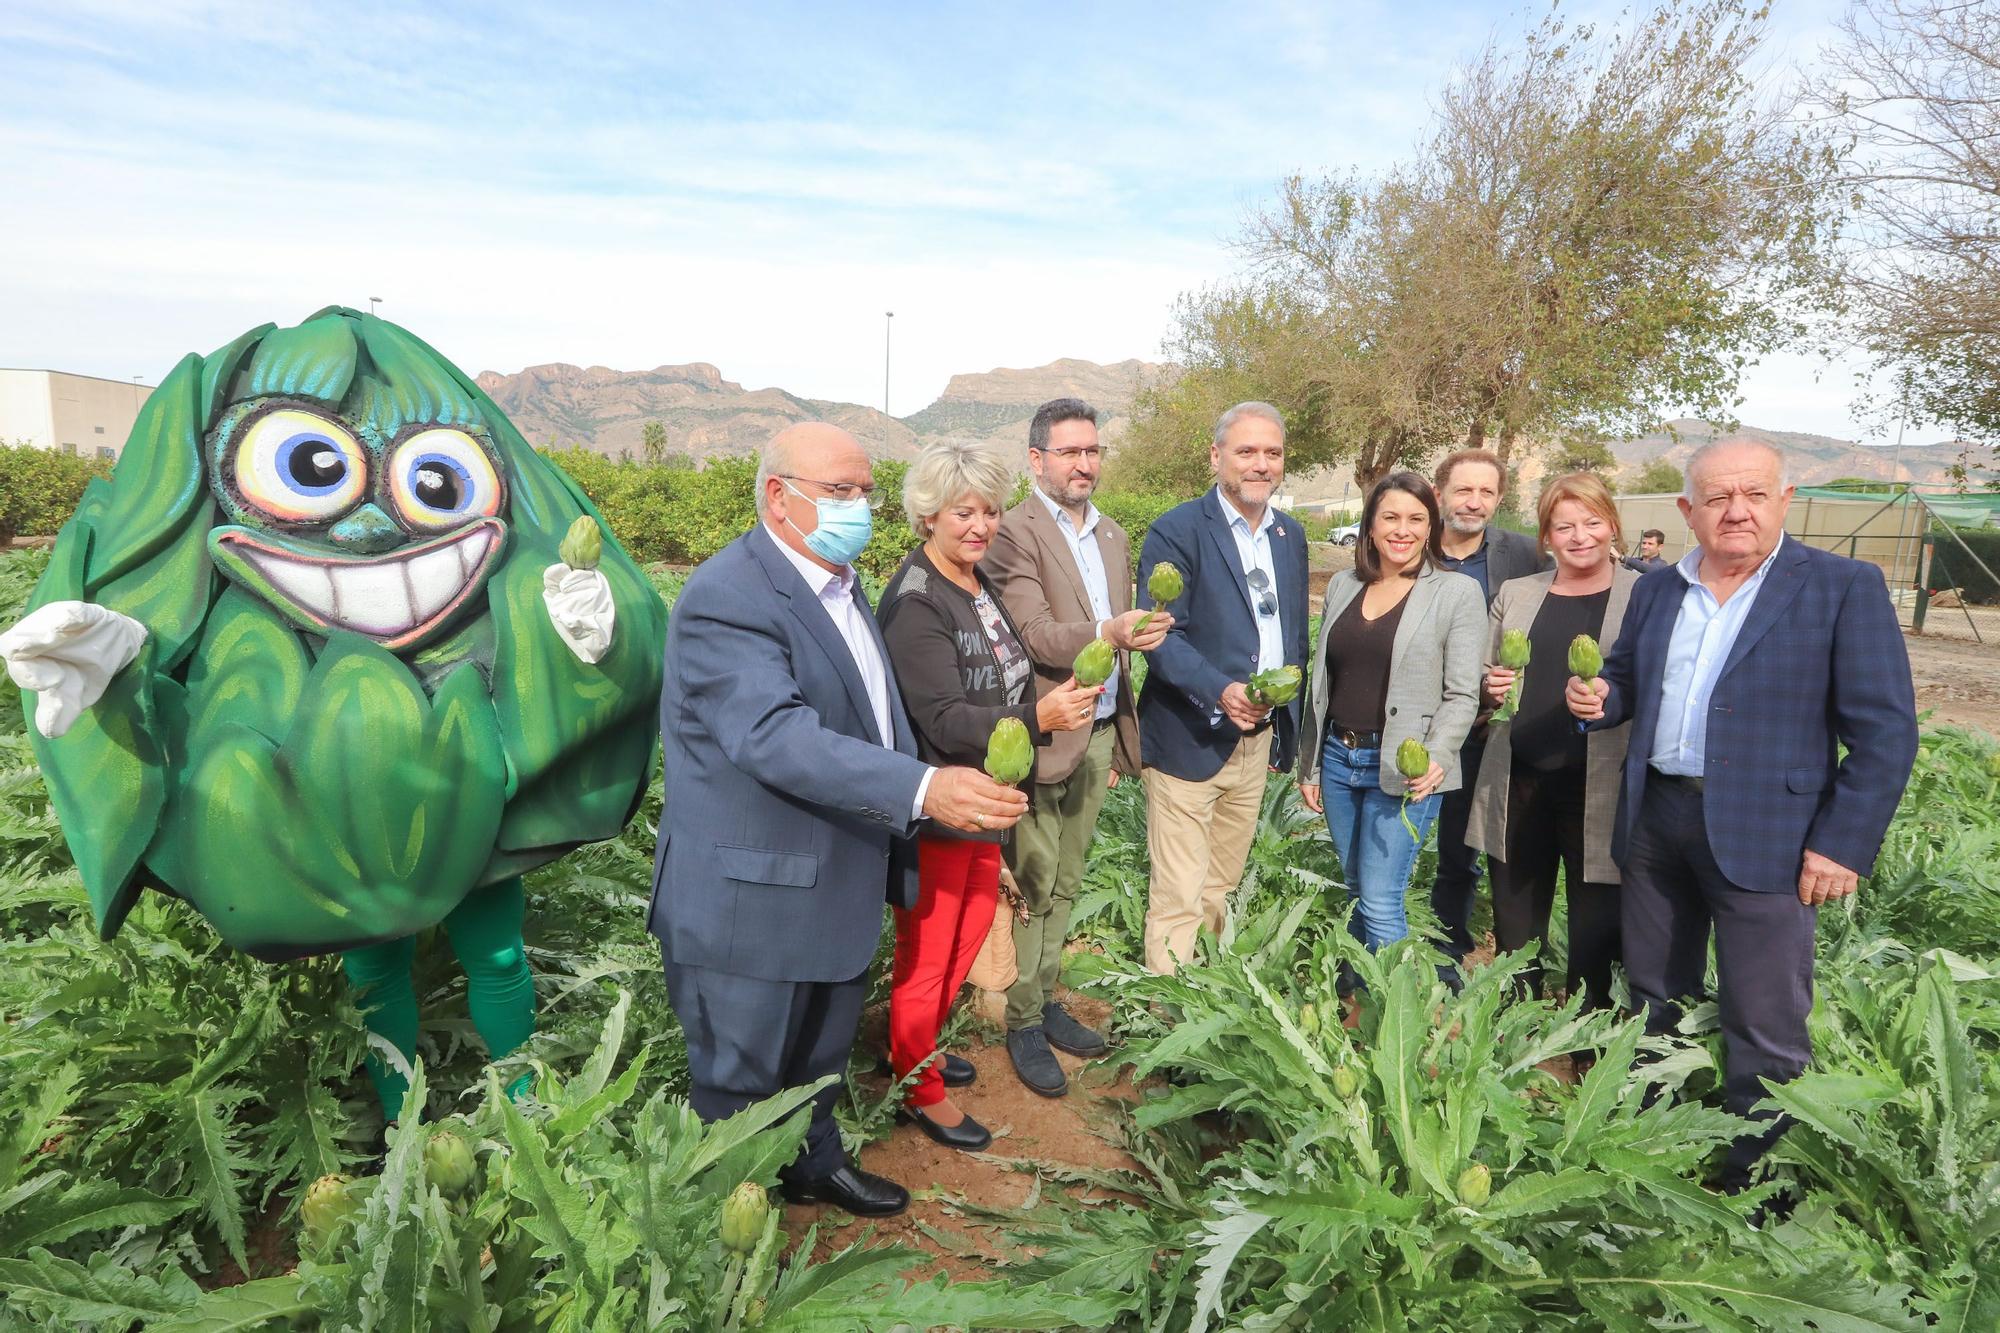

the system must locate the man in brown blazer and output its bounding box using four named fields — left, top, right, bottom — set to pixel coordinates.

left=985, top=398, right=1171, bottom=1096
